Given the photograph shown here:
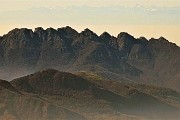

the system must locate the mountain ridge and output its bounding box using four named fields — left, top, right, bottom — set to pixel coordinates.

left=0, top=27, right=179, bottom=92
left=1, top=27, right=179, bottom=46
